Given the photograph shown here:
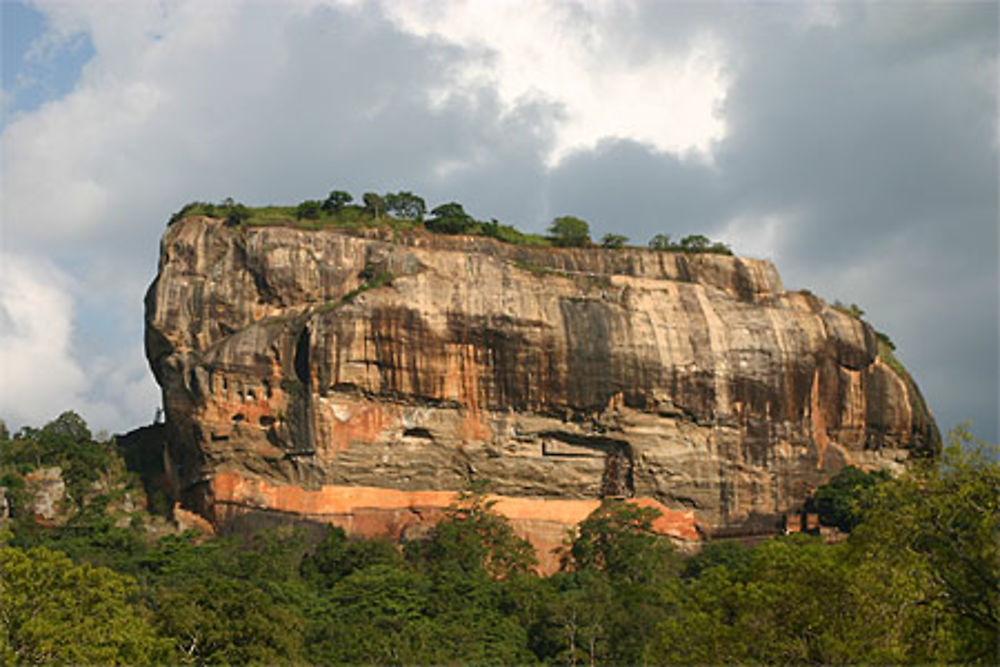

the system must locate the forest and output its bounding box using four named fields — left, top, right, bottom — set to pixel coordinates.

left=0, top=413, right=997, bottom=664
